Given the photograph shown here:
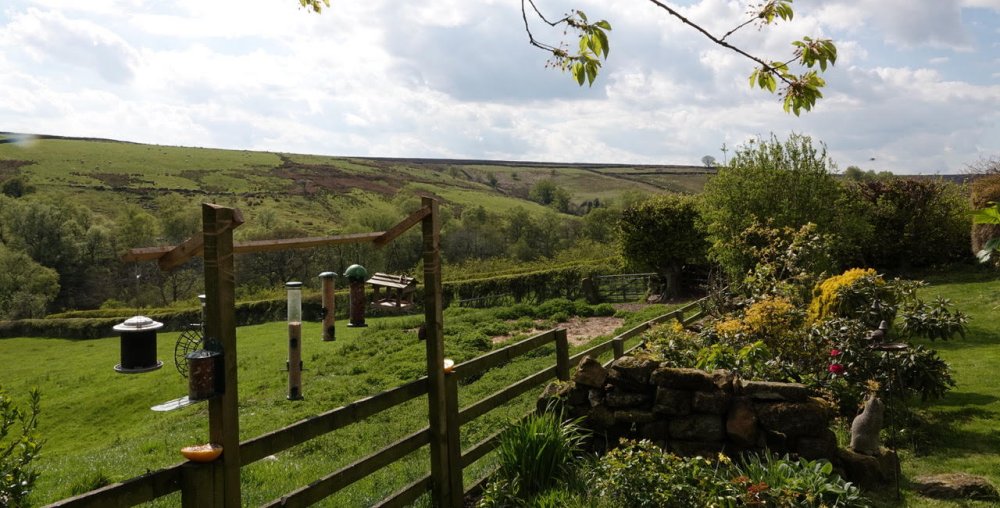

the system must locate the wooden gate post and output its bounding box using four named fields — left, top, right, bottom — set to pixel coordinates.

left=555, top=329, right=570, bottom=381
left=202, top=204, right=243, bottom=507
left=421, top=197, right=455, bottom=506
